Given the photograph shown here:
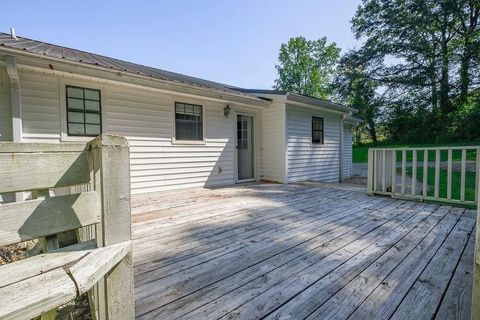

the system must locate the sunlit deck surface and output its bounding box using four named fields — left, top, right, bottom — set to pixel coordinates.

left=131, top=183, right=475, bottom=320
